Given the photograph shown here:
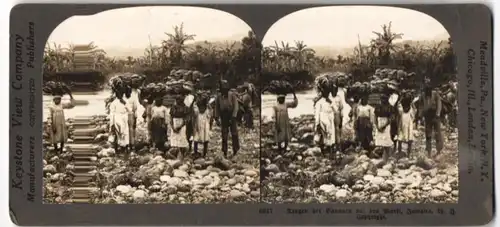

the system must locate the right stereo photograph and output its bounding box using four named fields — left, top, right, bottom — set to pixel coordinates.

left=259, top=6, right=458, bottom=204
